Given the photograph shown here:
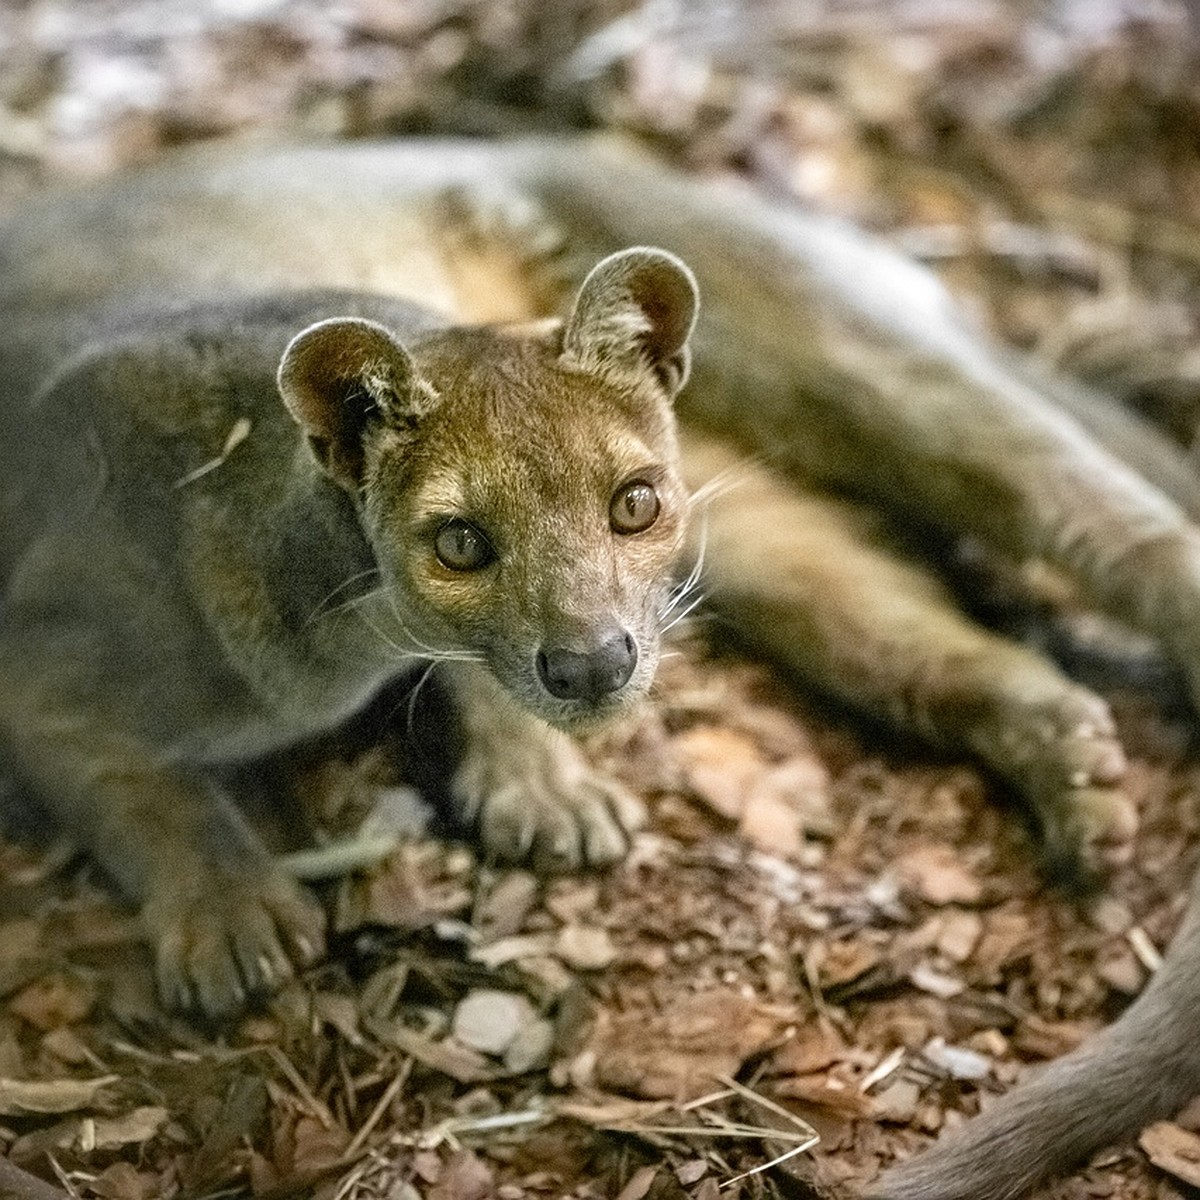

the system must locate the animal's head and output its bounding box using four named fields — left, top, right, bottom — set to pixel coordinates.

left=277, top=248, right=698, bottom=729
